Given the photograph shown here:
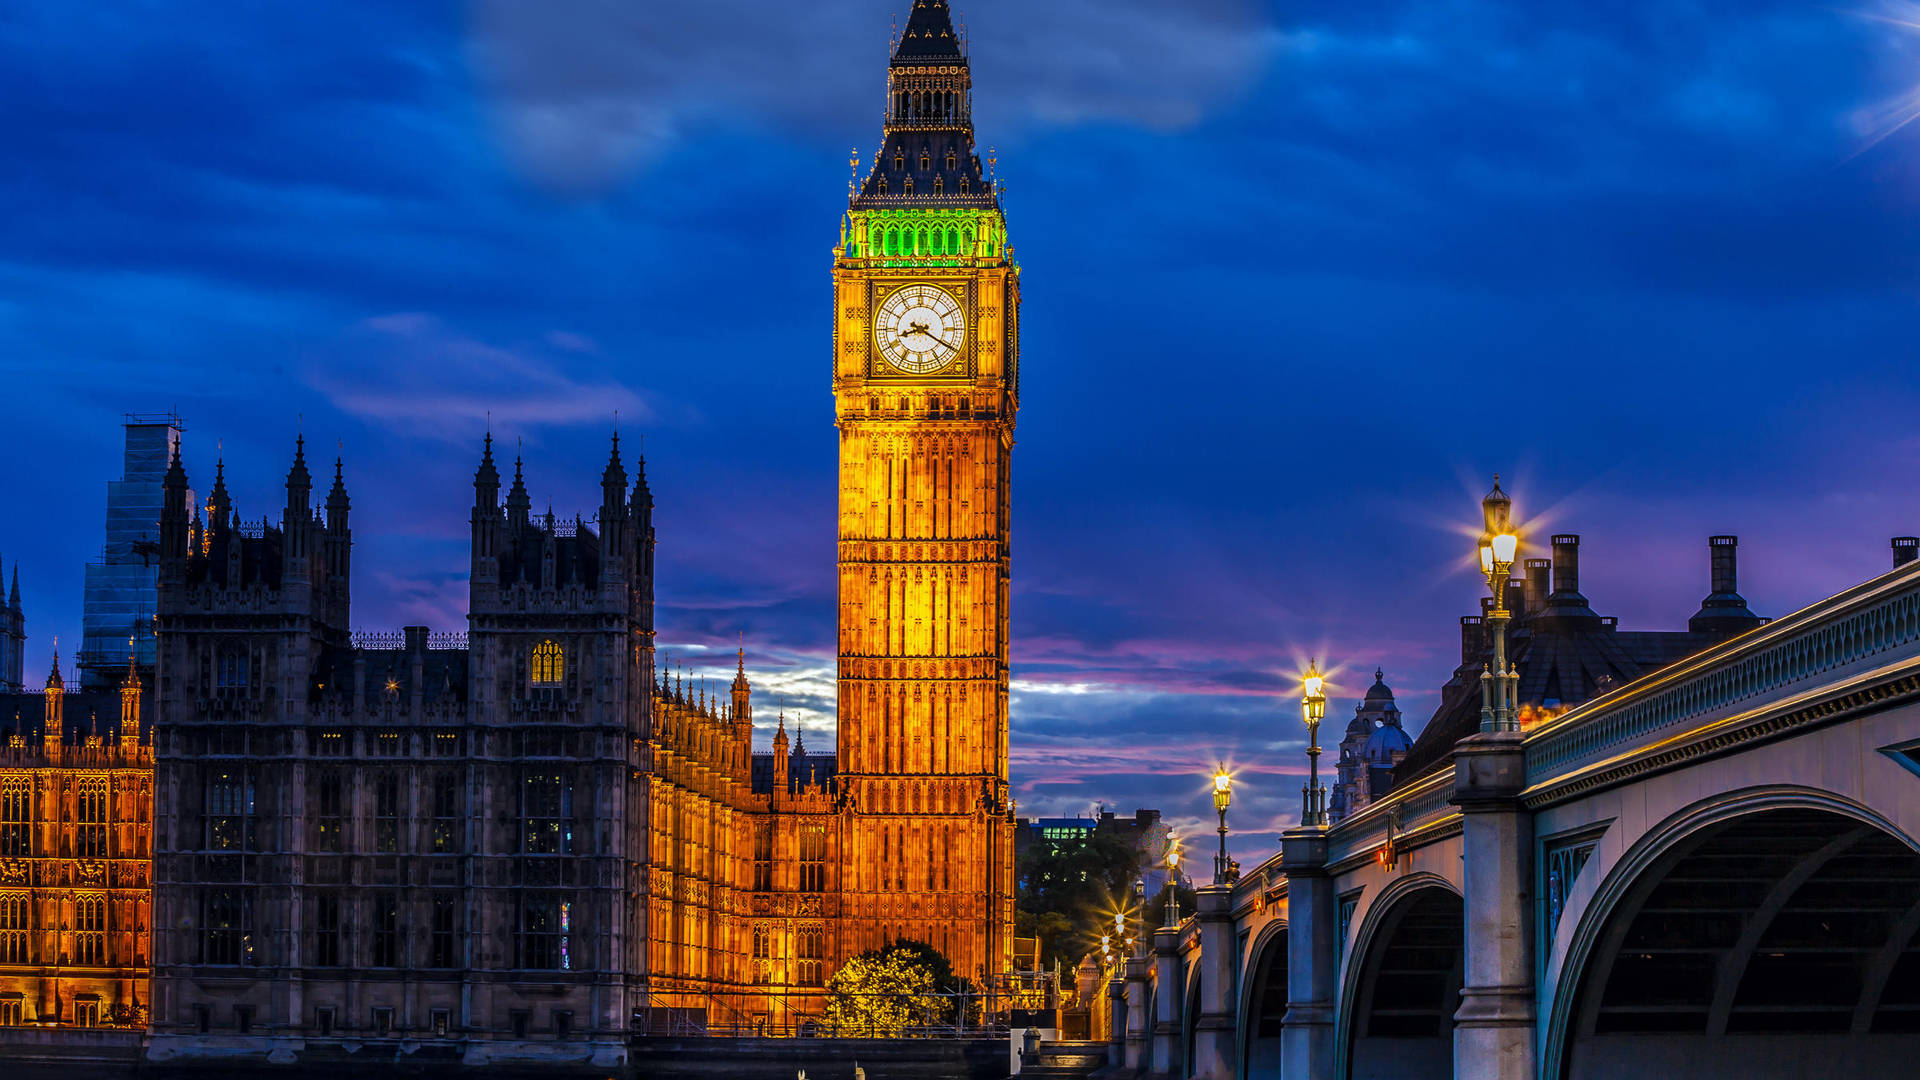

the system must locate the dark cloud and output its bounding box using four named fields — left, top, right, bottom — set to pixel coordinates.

left=466, top=0, right=1274, bottom=192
